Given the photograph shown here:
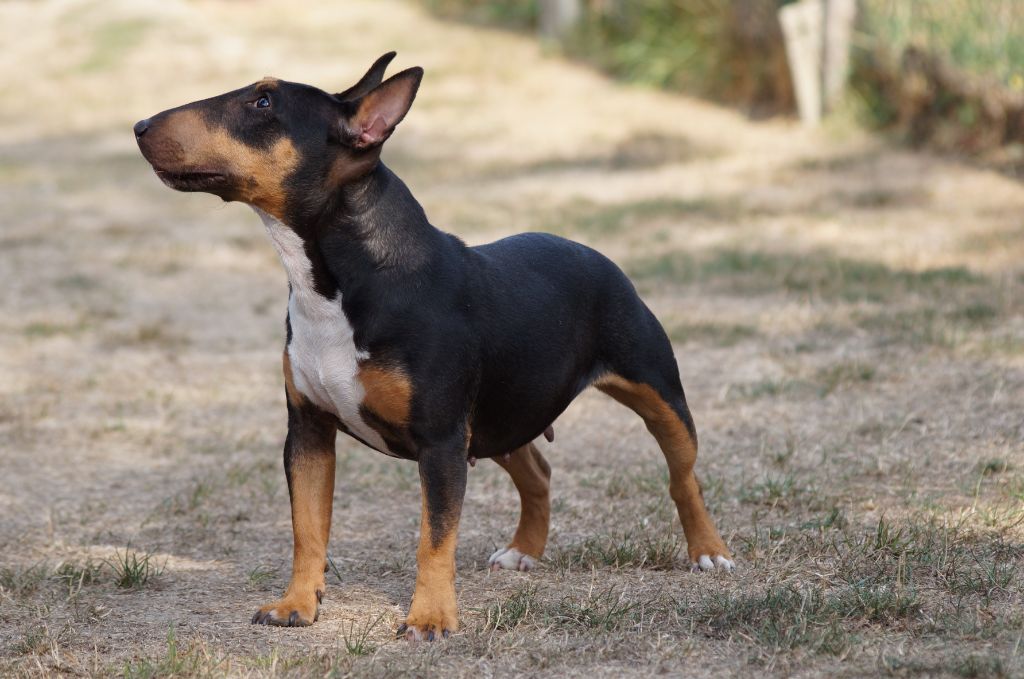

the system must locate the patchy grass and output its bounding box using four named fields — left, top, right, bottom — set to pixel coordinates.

left=1, top=558, right=108, bottom=601
left=341, top=612, right=388, bottom=656
left=604, top=469, right=666, bottom=500
left=79, top=19, right=152, bottom=73
left=738, top=473, right=809, bottom=509
left=548, top=586, right=652, bottom=631
left=116, top=320, right=190, bottom=349
left=814, top=361, right=876, bottom=395
left=485, top=583, right=658, bottom=633
left=121, top=628, right=224, bottom=679
left=709, top=515, right=1023, bottom=667
left=544, top=196, right=745, bottom=238
left=550, top=529, right=681, bottom=572
left=475, top=514, right=1023, bottom=670
left=0, top=562, right=50, bottom=597
left=491, top=132, right=715, bottom=179
left=246, top=565, right=277, bottom=589
left=726, top=377, right=816, bottom=401
left=627, top=248, right=983, bottom=301
left=3, top=1, right=1023, bottom=677
left=483, top=583, right=539, bottom=631
left=979, top=459, right=1014, bottom=477
left=666, top=319, right=758, bottom=347
left=854, top=301, right=1021, bottom=354
left=21, top=319, right=90, bottom=338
